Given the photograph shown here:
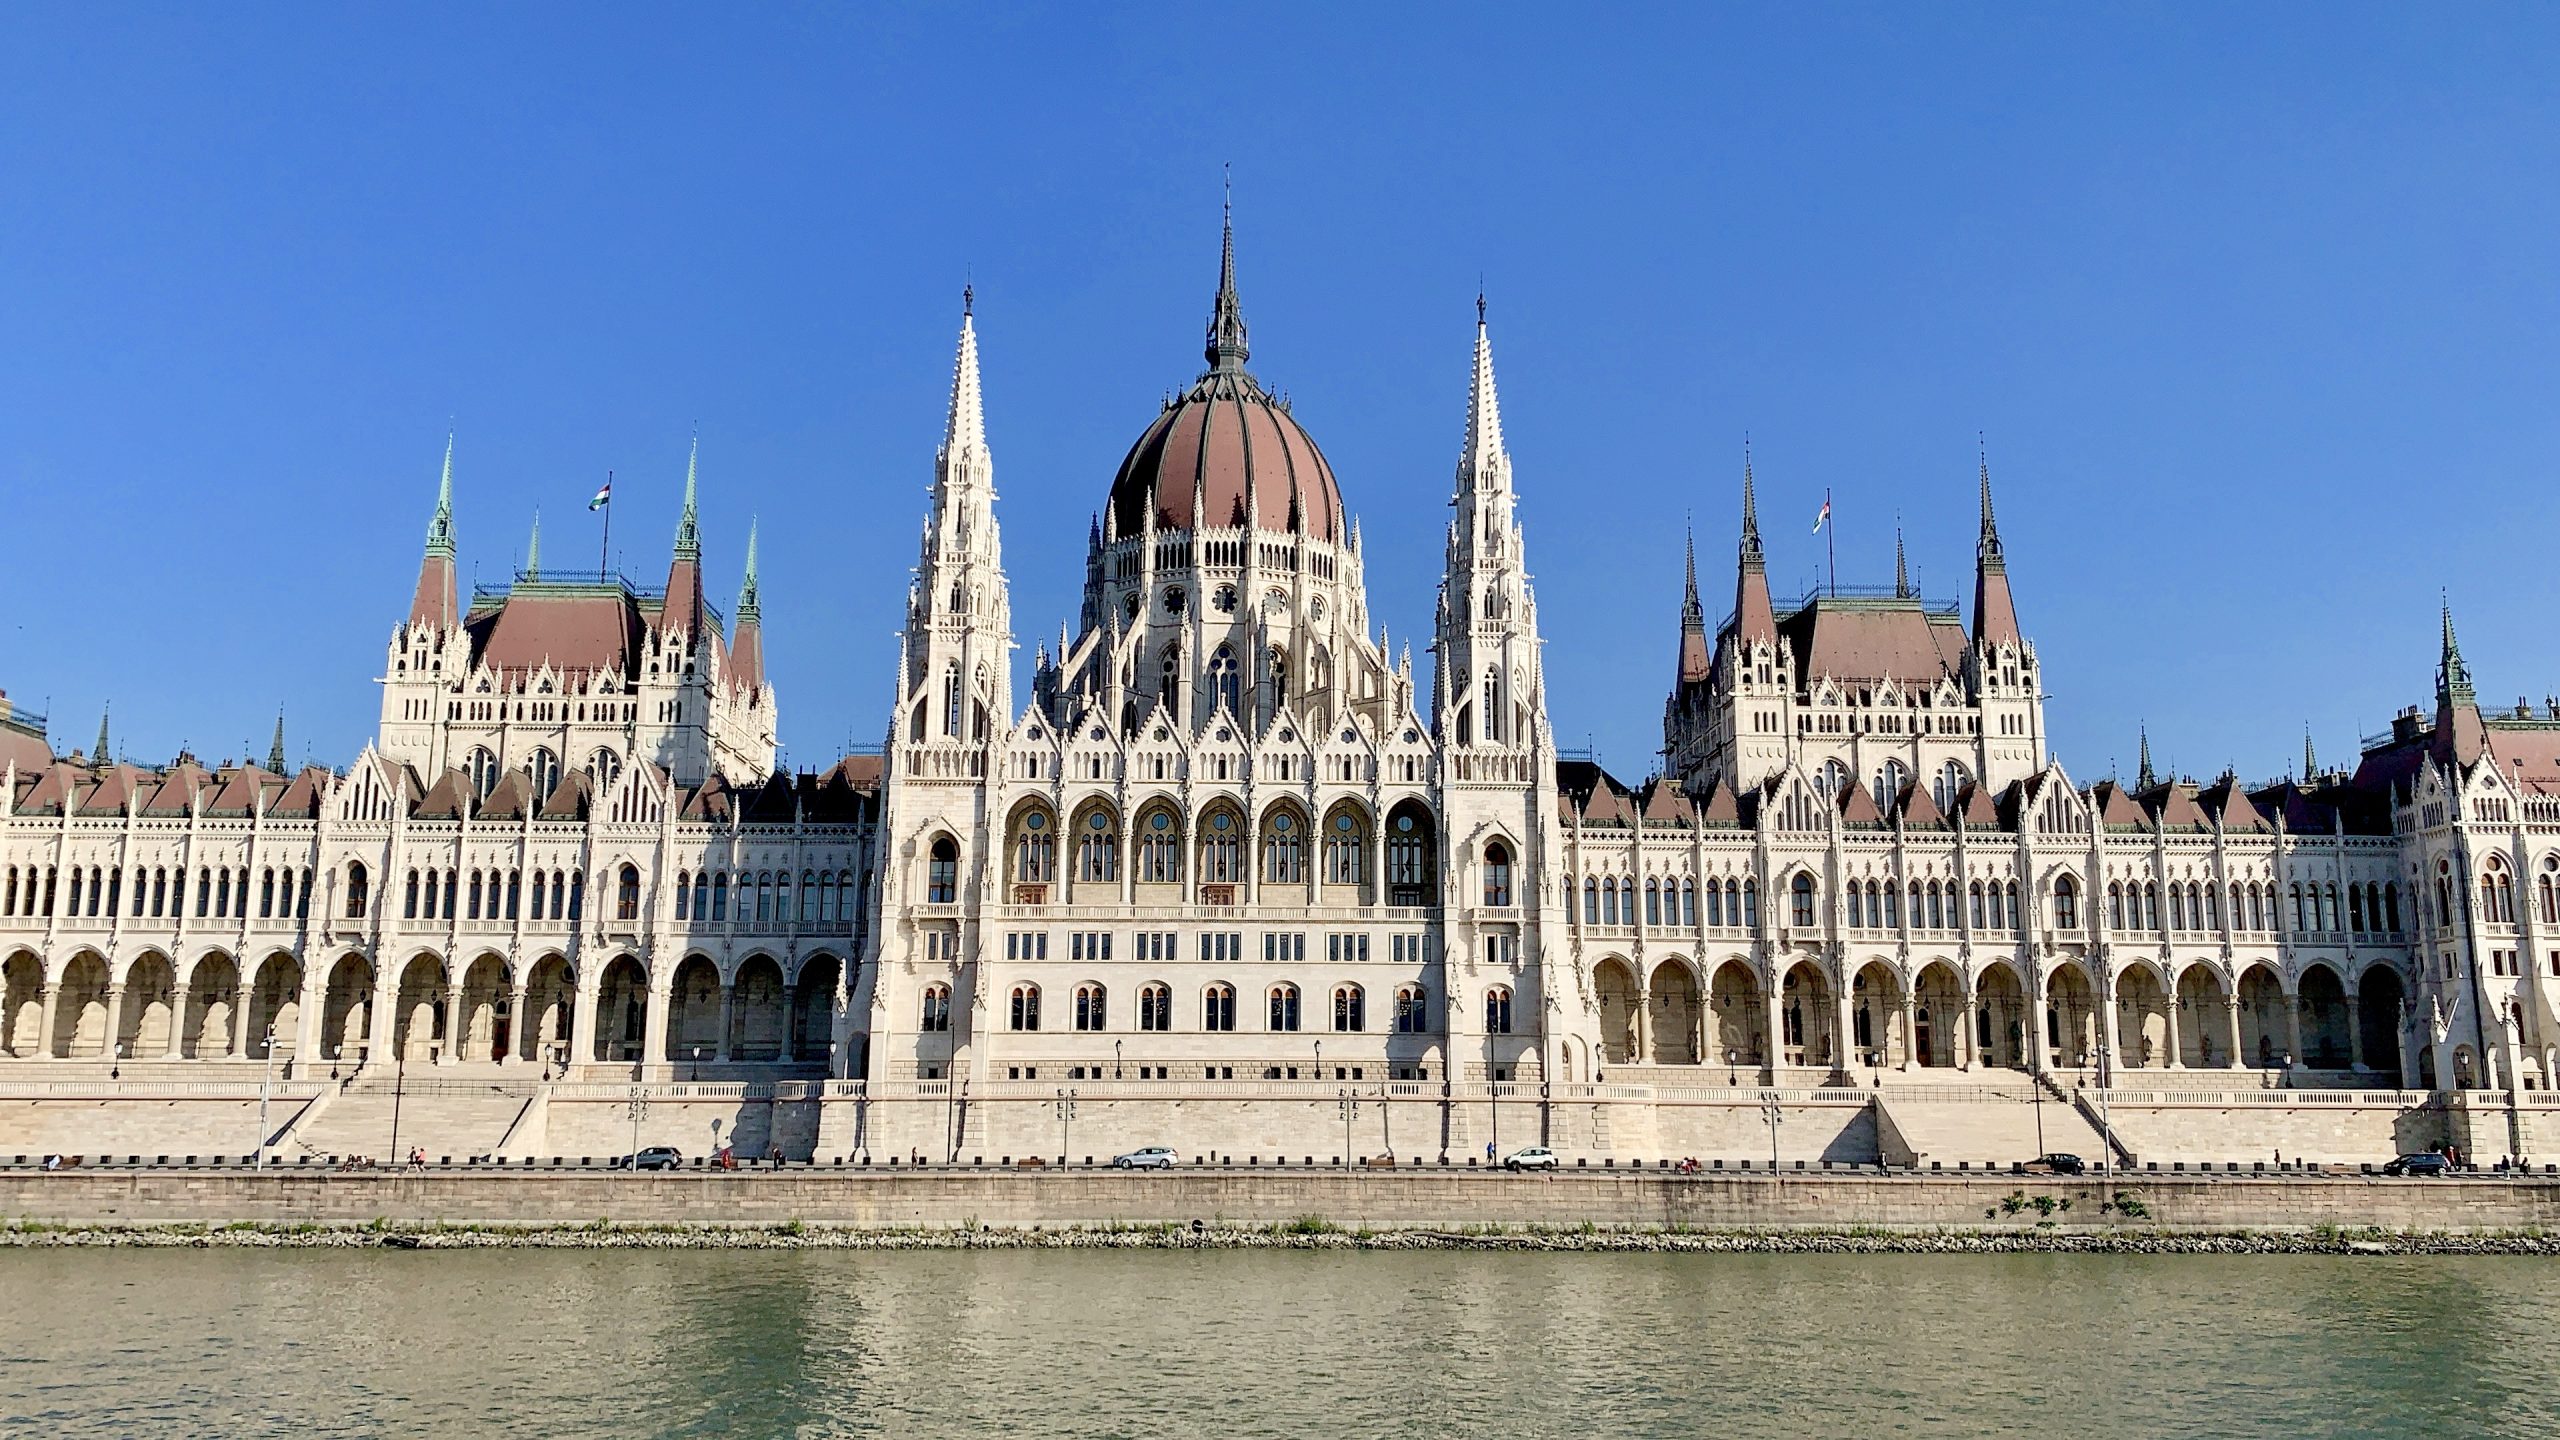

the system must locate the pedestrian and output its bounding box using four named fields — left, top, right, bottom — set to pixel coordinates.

left=1485, top=1140, right=1495, bottom=1164
left=768, top=1142, right=785, bottom=1171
